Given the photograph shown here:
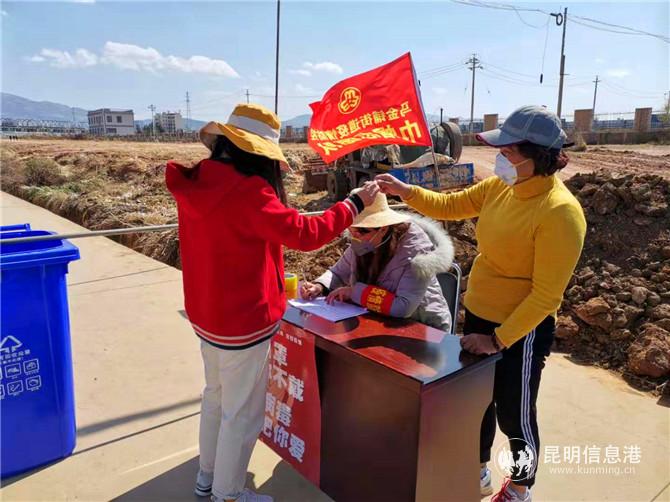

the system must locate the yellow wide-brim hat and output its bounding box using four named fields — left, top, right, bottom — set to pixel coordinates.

left=199, top=103, right=289, bottom=170
left=350, top=190, right=410, bottom=228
